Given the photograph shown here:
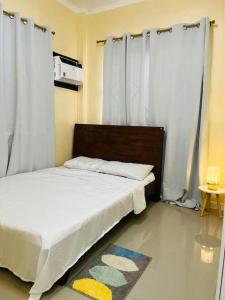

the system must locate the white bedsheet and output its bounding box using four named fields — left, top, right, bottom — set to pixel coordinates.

left=0, top=167, right=154, bottom=299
